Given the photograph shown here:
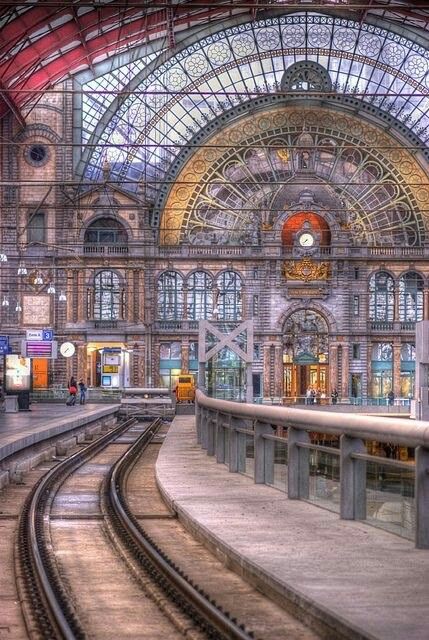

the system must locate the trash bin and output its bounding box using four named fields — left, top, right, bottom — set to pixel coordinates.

left=17, top=391, right=30, bottom=411
left=5, top=395, right=18, bottom=413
